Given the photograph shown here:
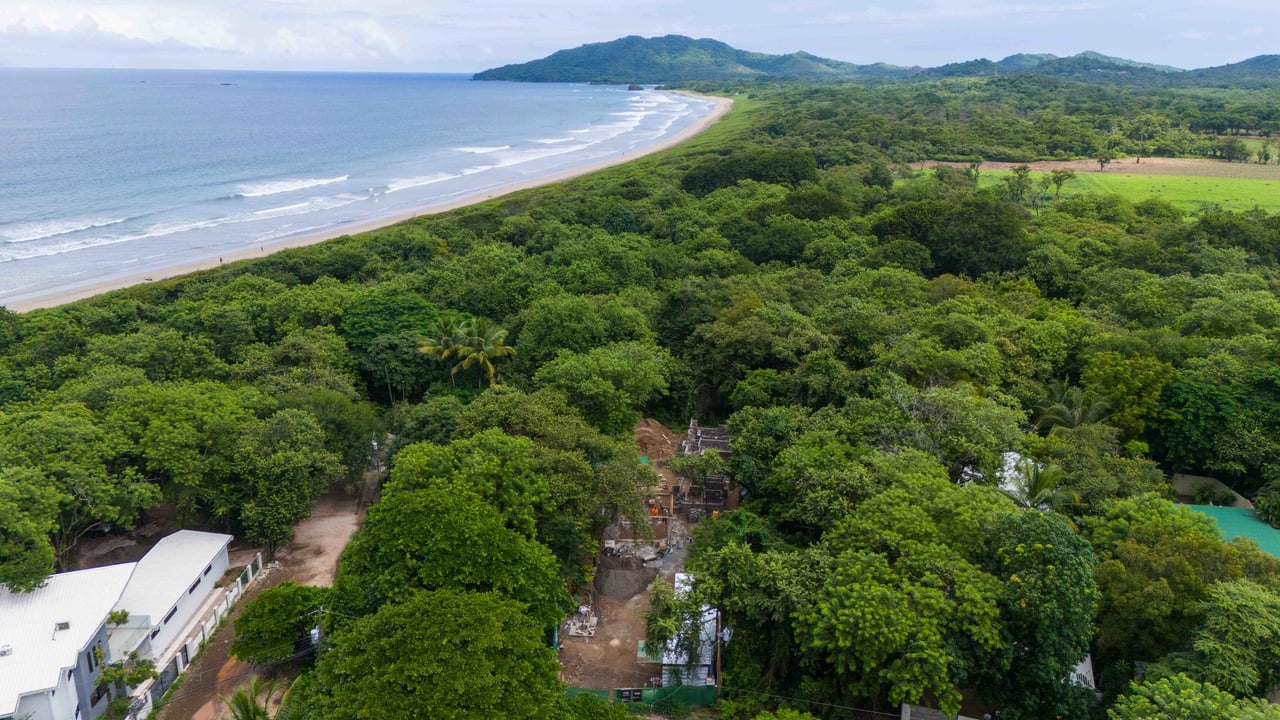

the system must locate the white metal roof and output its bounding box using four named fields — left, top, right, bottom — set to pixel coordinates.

left=663, top=574, right=716, bottom=667
left=113, top=530, right=232, bottom=624
left=0, top=564, right=137, bottom=716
